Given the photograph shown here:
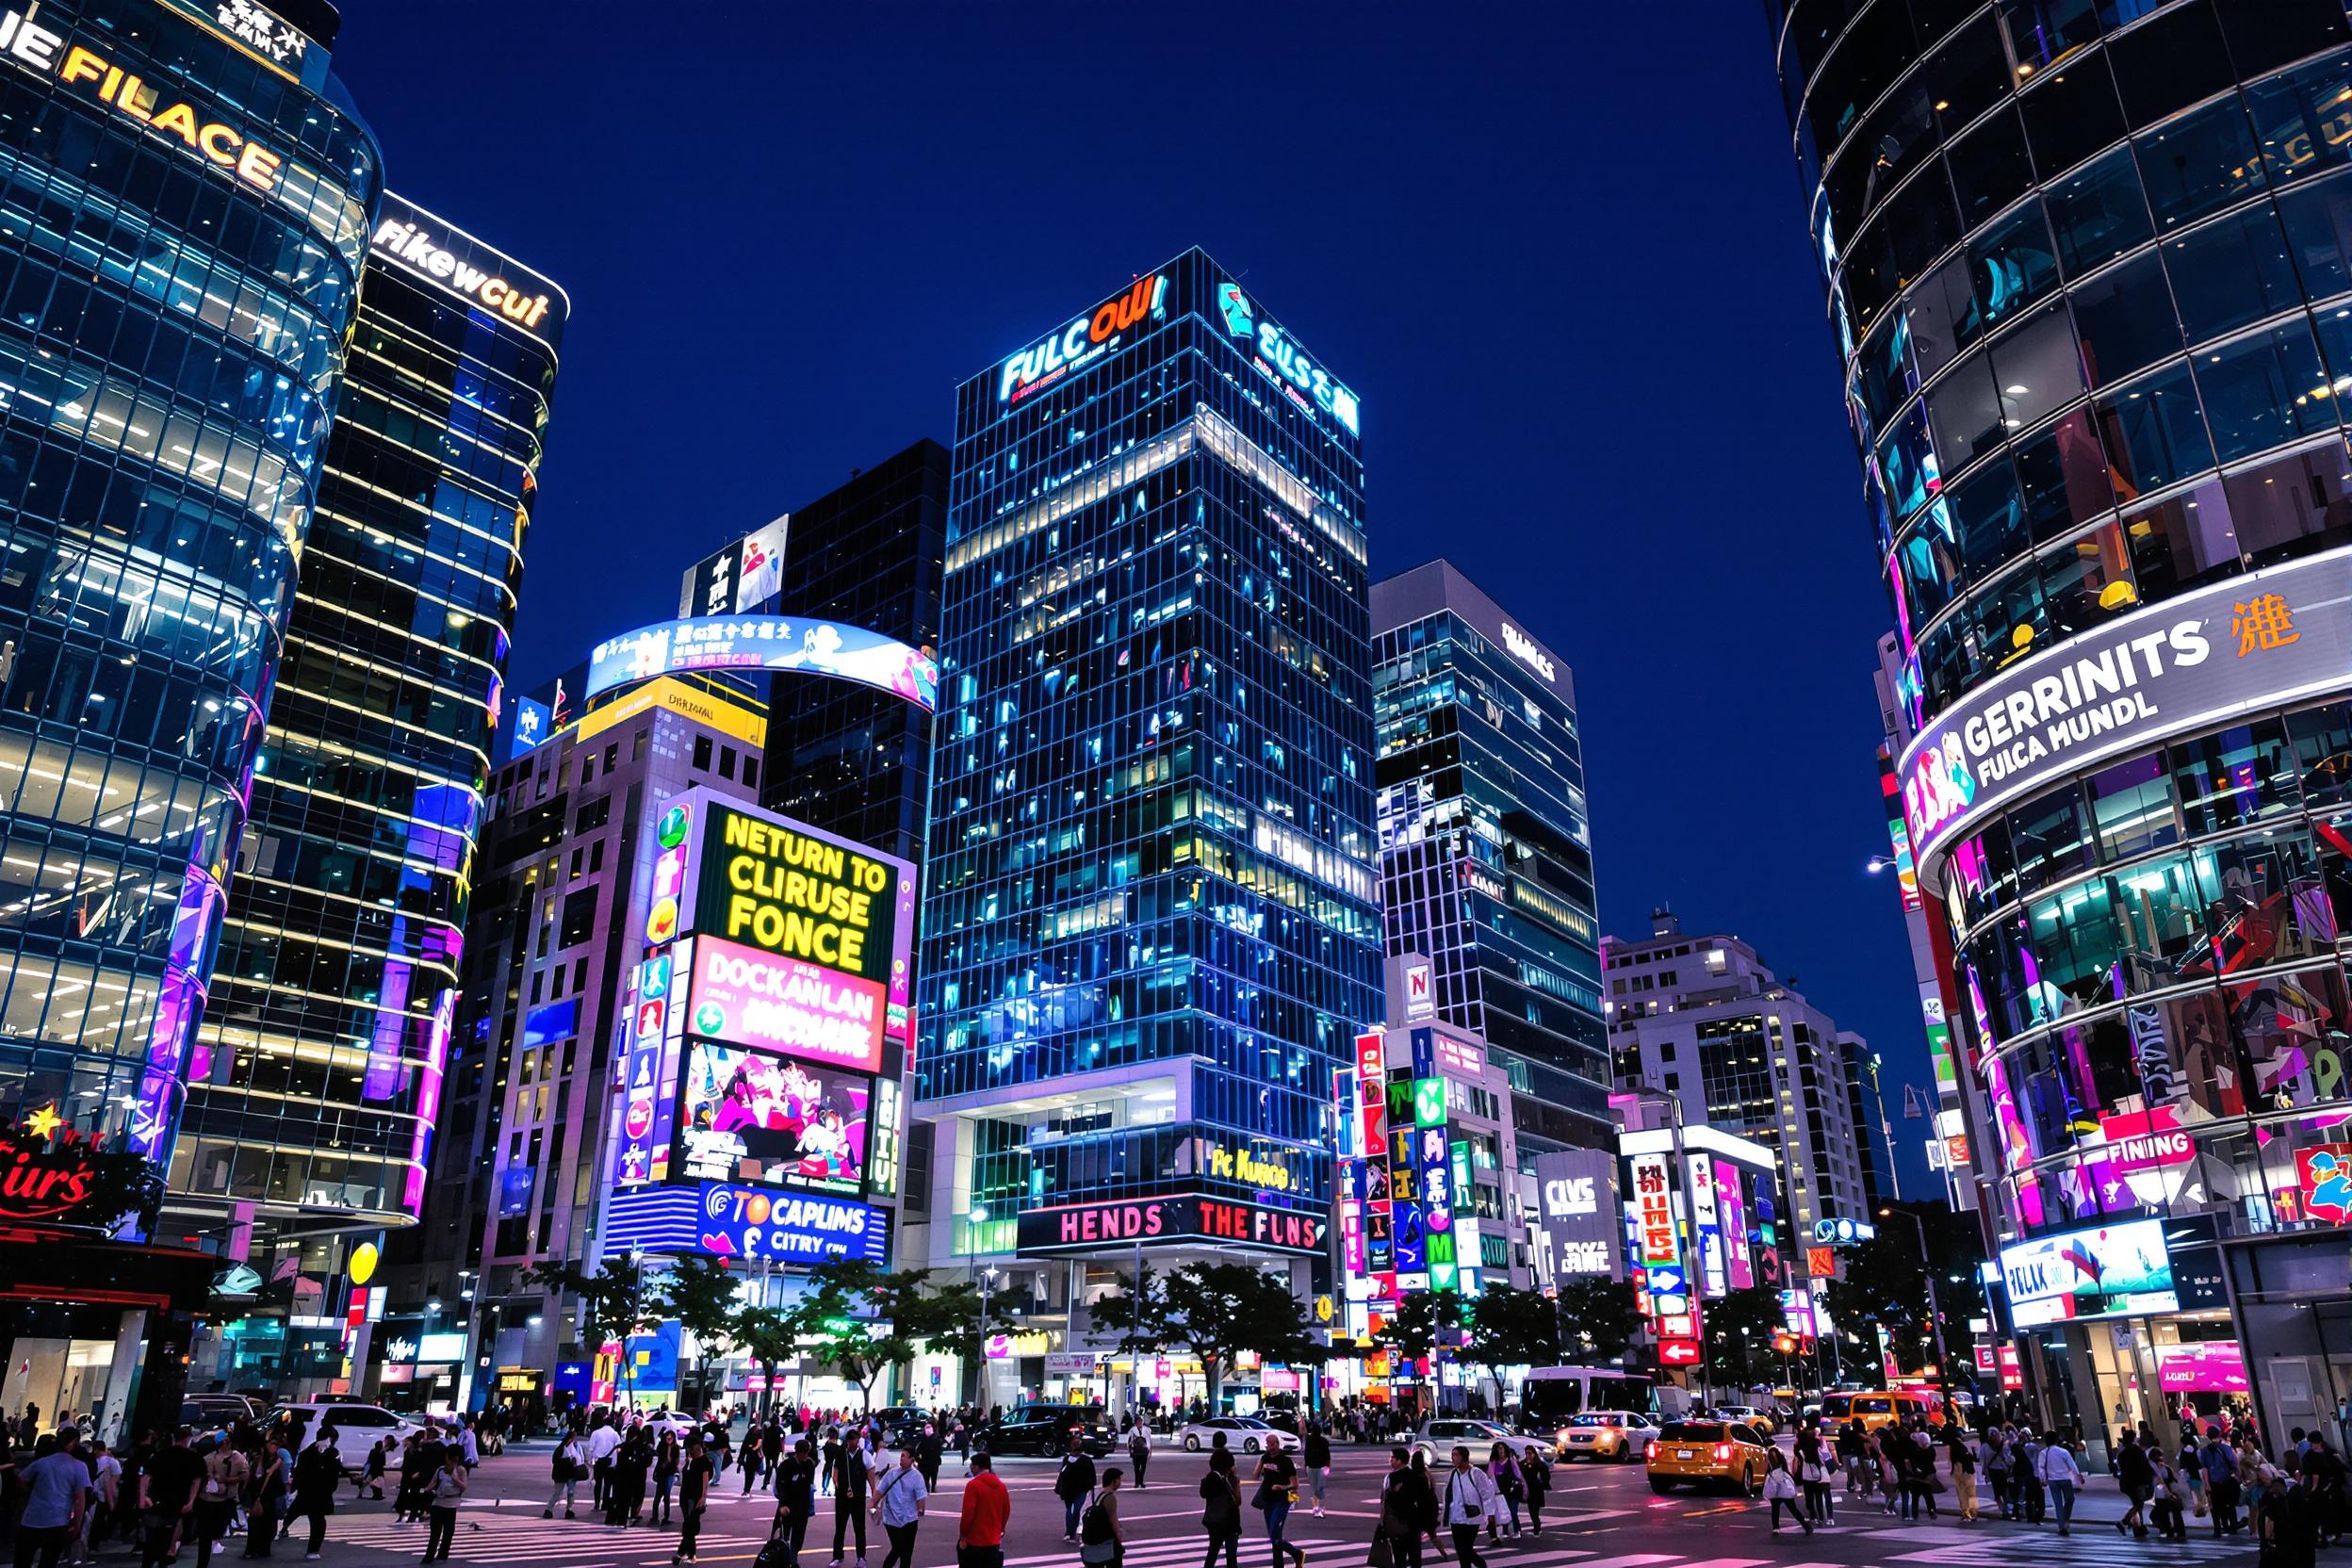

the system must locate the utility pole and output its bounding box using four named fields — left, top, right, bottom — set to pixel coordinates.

left=1881, top=1206, right=1952, bottom=1420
